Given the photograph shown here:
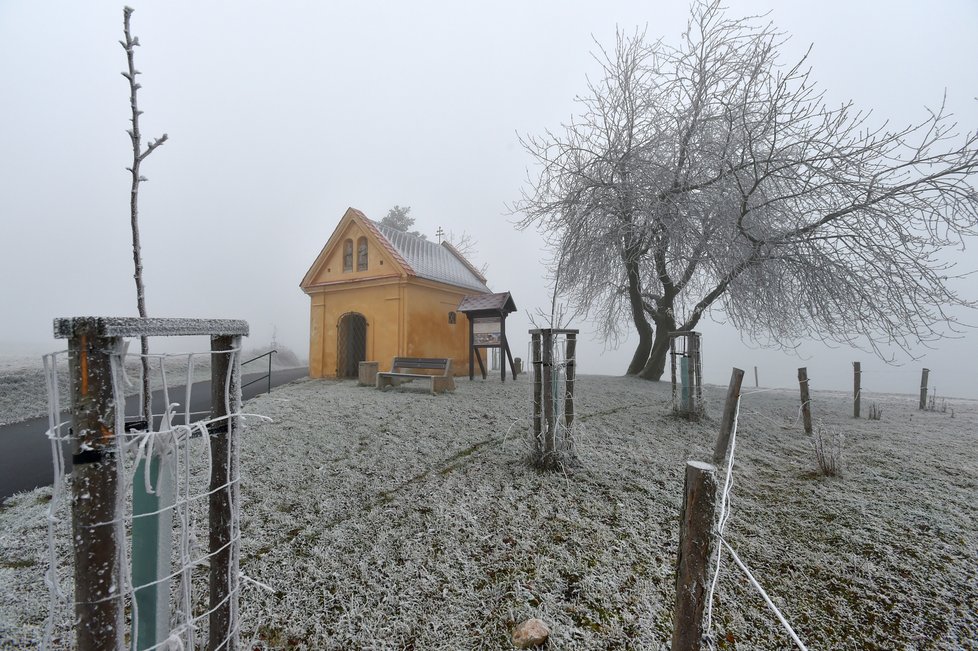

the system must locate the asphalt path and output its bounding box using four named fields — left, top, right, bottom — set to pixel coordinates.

left=0, top=367, right=308, bottom=501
